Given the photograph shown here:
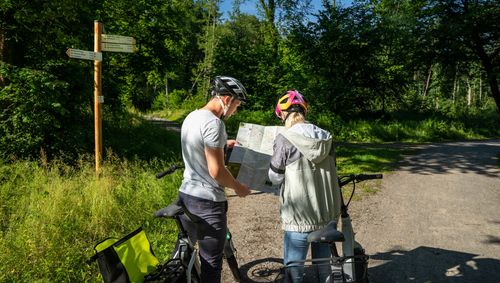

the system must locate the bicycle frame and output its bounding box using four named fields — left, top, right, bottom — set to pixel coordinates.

left=151, top=165, right=242, bottom=282
left=340, top=213, right=356, bottom=280
left=171, top=215, right=201, bottom=283
left=277, top=174, right=382, bottom=283
left=150, top=199, right=202, bottom=283
left=336, top=174, right=382, bottom=282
